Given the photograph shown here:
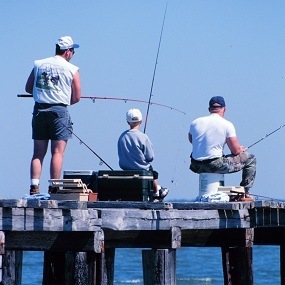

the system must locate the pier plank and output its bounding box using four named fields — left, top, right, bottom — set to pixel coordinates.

left=5, top=231, right=104, bottom=252
left=88, top=201, right=173, bottom=209
left=103, top=227, right=181, bottom=249
left=99, top=208, right=250, bottom=231
left=0, top=208, right=101, bottom=232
